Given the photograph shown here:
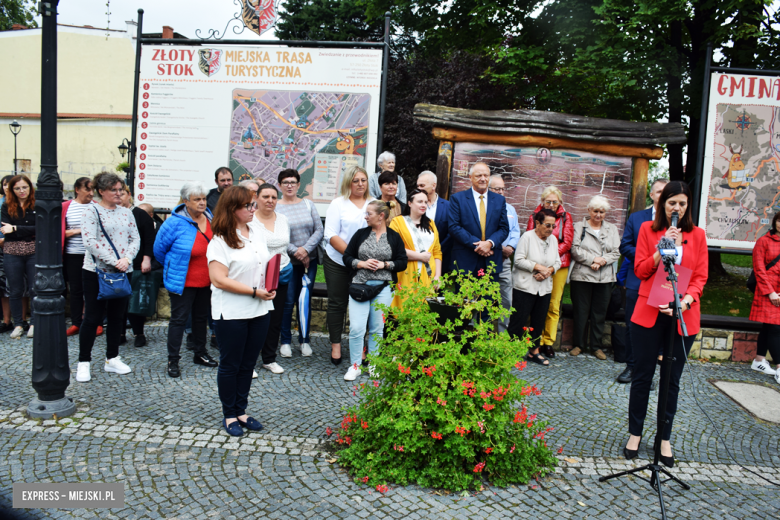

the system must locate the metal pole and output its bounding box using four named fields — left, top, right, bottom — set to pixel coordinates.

left=376, top=11, right=391, bottom=158
left=691, top=43, right=713, bottom=226
left=128, top=9, right=144, bottom=197
left=28, top=0, right=75, bottom=419
left=13, top=133, right=17, bottom=174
